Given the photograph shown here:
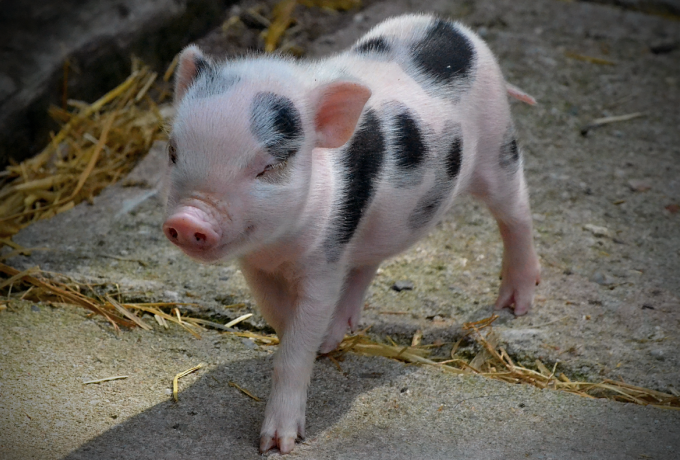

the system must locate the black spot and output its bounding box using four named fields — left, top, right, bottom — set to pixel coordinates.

left=191, top=71, right=239, bottom=98
left=327, top=110, right=385, bottom=261
left=445, top=136, right=462, bottom=179
left=194, top=56, right=211, bottom=75
left=168, top=143, right=178, bottom=165
left=393, top=111, right=427, bottom=170
left=509, top=140, right=519, bottom=161
left=500, top=136, right=520, bottom=169
left=408, top=186, right=446, bottom=229
left=251, top=92, right=304, bottom=162
left=354, top=37, right=390, bottom=54
left=412, top=19, right=474, bottom=85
